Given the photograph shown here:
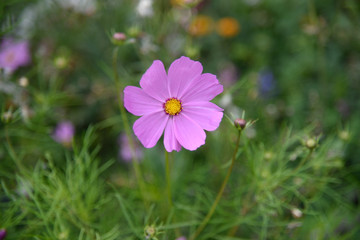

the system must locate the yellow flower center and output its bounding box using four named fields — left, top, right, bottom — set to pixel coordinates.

left=164, top=98, right=182, bottom=116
